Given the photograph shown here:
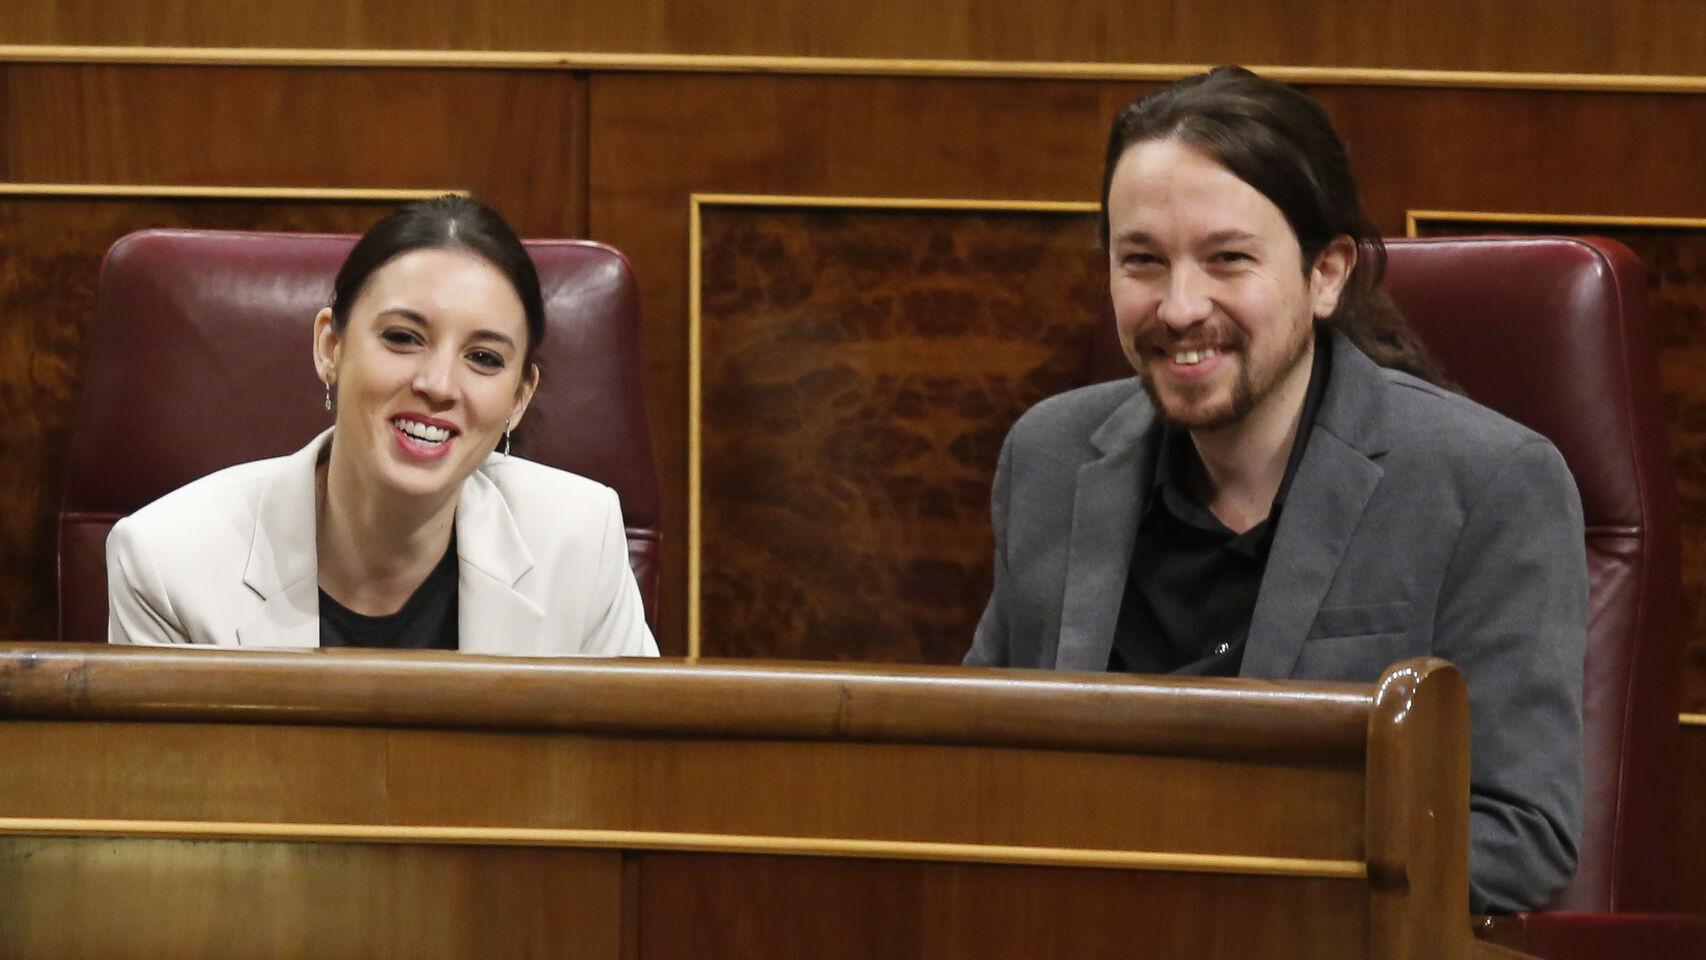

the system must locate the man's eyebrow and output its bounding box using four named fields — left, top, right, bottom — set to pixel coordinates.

left=1112, top=229, right=1156, bottom=246
left=1204, top=229, right=1261, bottom=245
